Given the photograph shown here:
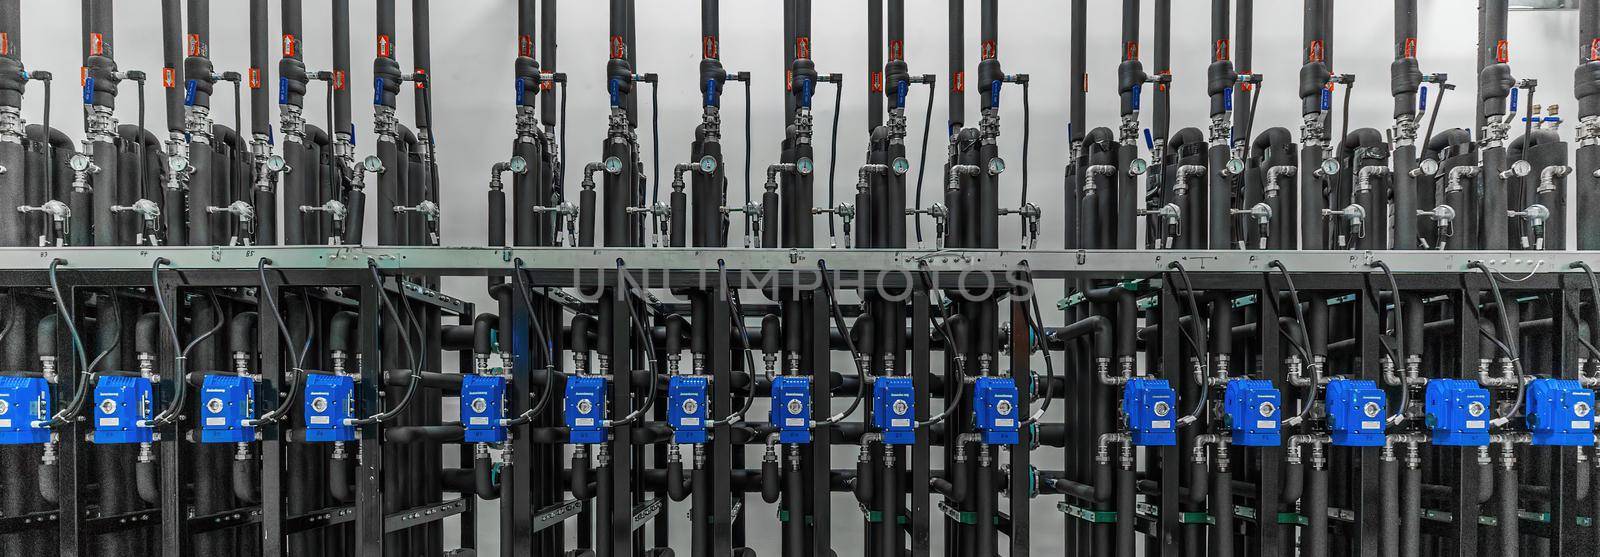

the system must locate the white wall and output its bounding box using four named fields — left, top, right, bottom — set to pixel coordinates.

left=17, top=0, right=1586, bottom=553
